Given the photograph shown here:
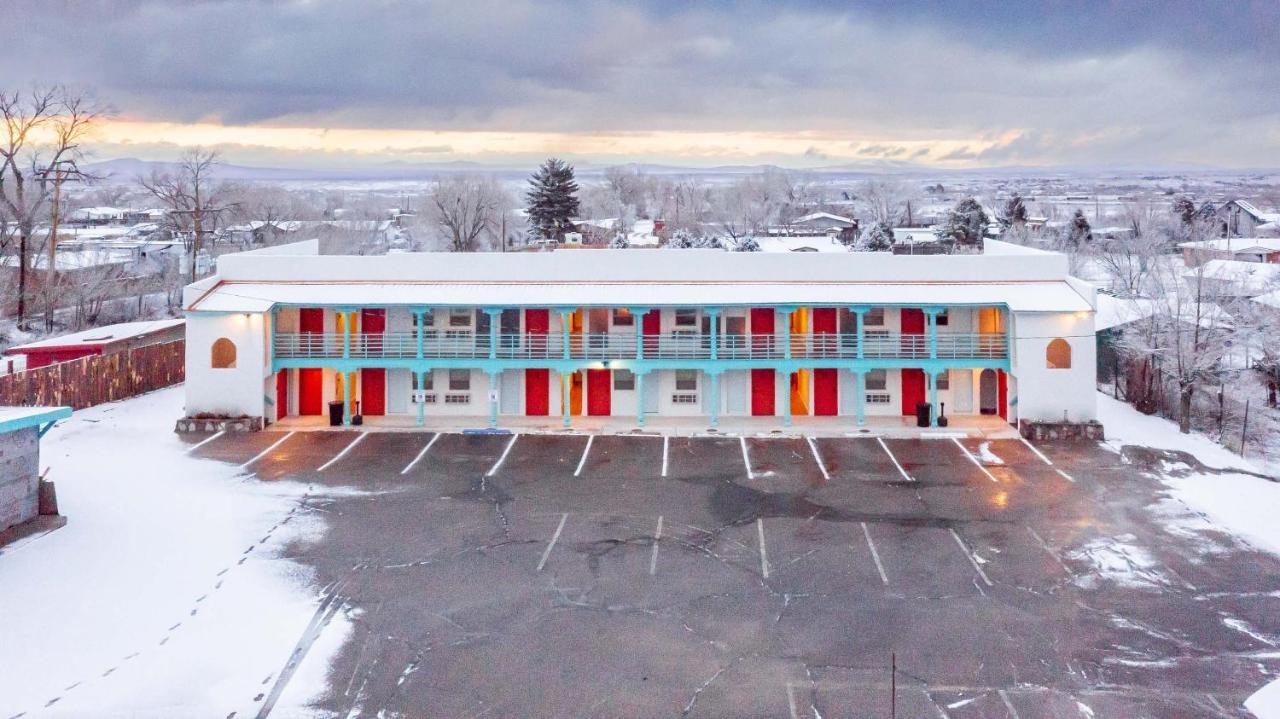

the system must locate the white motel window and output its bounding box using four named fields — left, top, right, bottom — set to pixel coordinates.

left=675, top=369, right=698, bottom=391
left=413, top=370, right=434, bottom=390
left=936, top=371, right=950, bottom=390
left=936, top=310, right=949, bottom=326
left=448, top=369, right=471, bottom=391
left=864, top=308, right=885, bottom=326
left=413, top=309, right=435, bottom=327
left=614, top=369, right=636, bottom=390
left=865, top=369, right=887, bottom=391
left=449, top=308, right=473, bottom=327
left=674, top=309, right=697, bottom=327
